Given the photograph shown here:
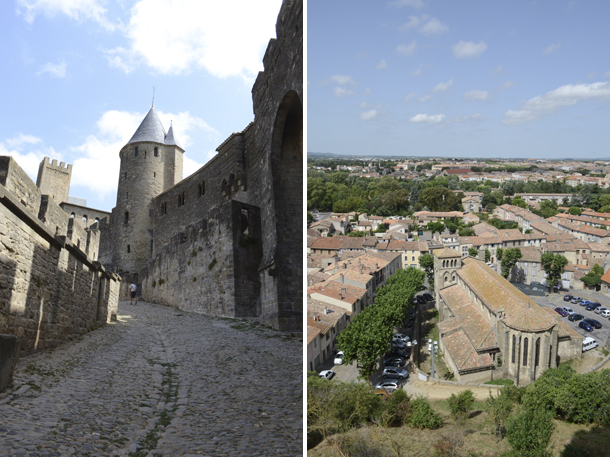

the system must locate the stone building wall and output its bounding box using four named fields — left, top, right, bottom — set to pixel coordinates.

left=59, top=202, right=111, bottom=229
left=0, top=156, right=120, bottom=356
